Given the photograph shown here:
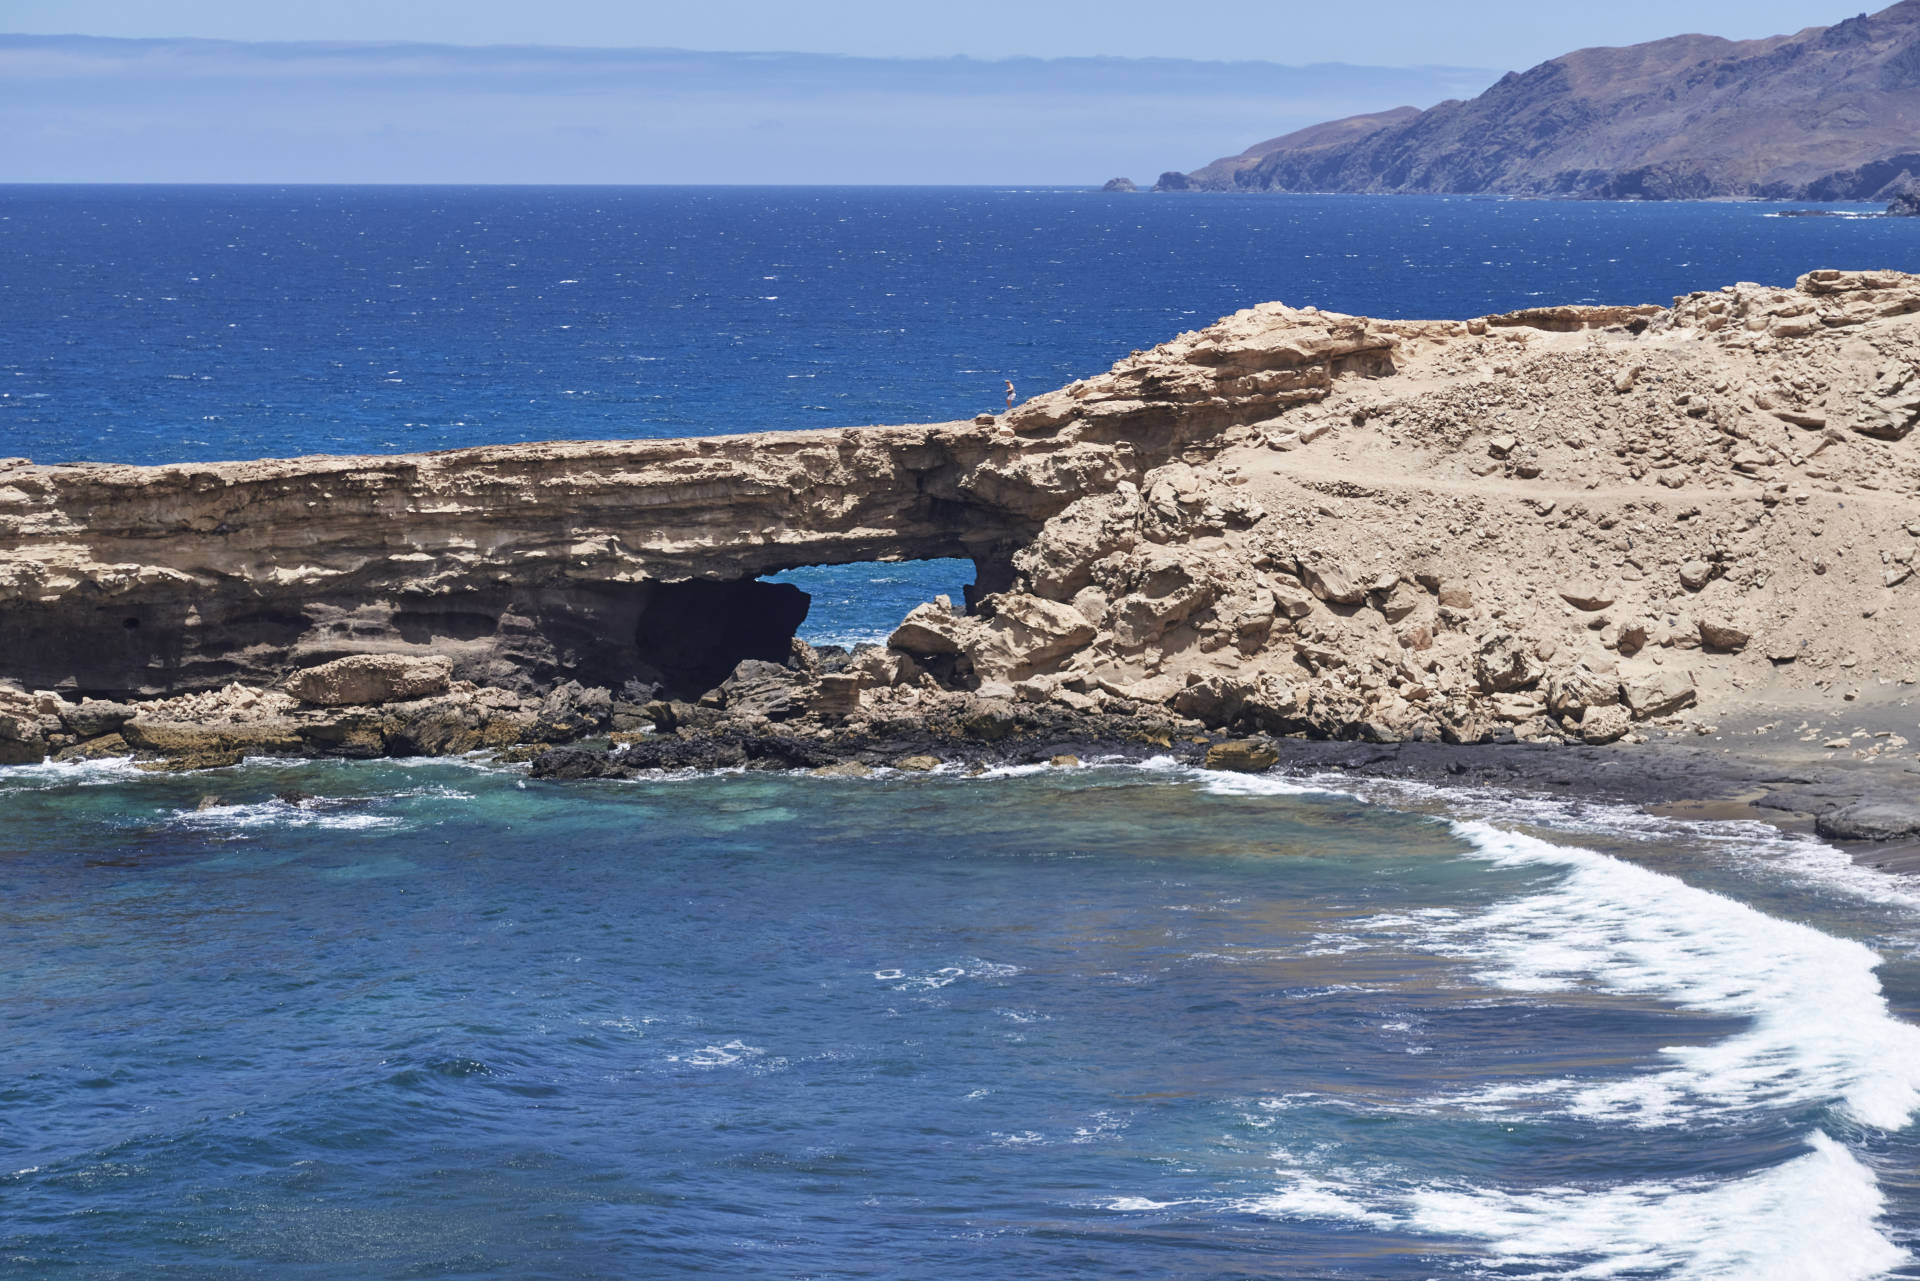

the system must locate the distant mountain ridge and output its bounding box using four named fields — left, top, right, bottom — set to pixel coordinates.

left=1164, top=1, right=1920, bottom=200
